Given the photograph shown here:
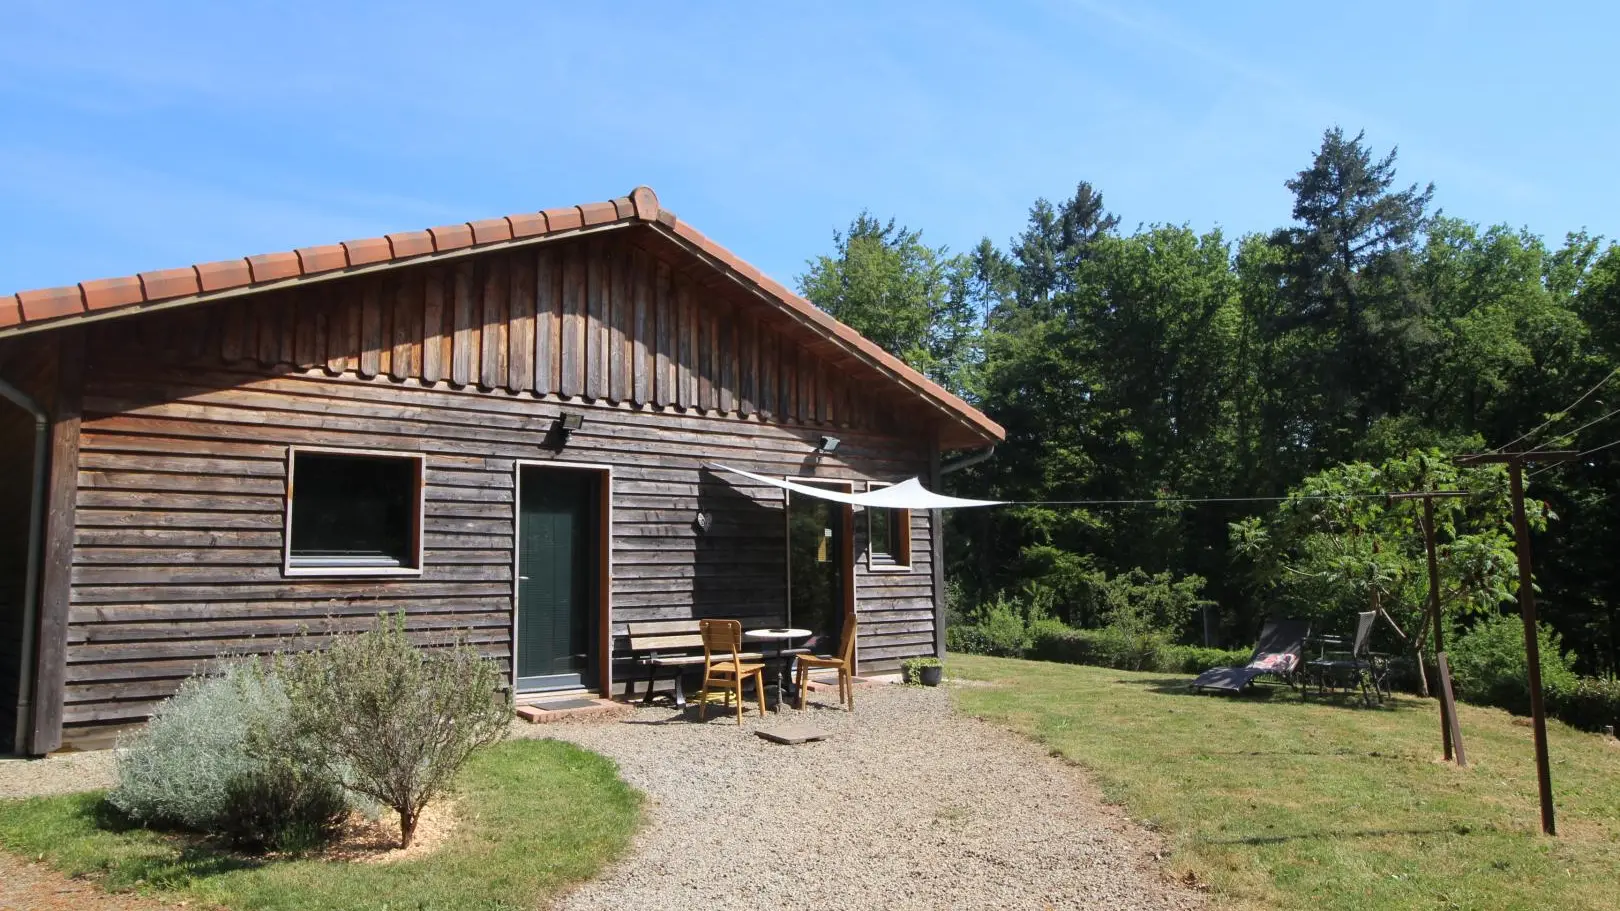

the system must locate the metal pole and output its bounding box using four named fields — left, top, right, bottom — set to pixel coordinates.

left=1507, top=460, right=1556, bottom=836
